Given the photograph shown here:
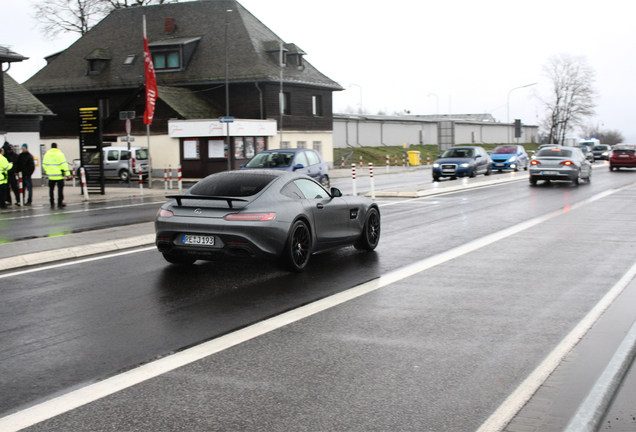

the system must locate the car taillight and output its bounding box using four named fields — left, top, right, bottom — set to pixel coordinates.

left=157, top=209, right=174, bottom=218
left=530, top=160, right=541, bottom=165
left=559, top=161, right=574, bottom=166
left=224, top=213, right=276, bottom=221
